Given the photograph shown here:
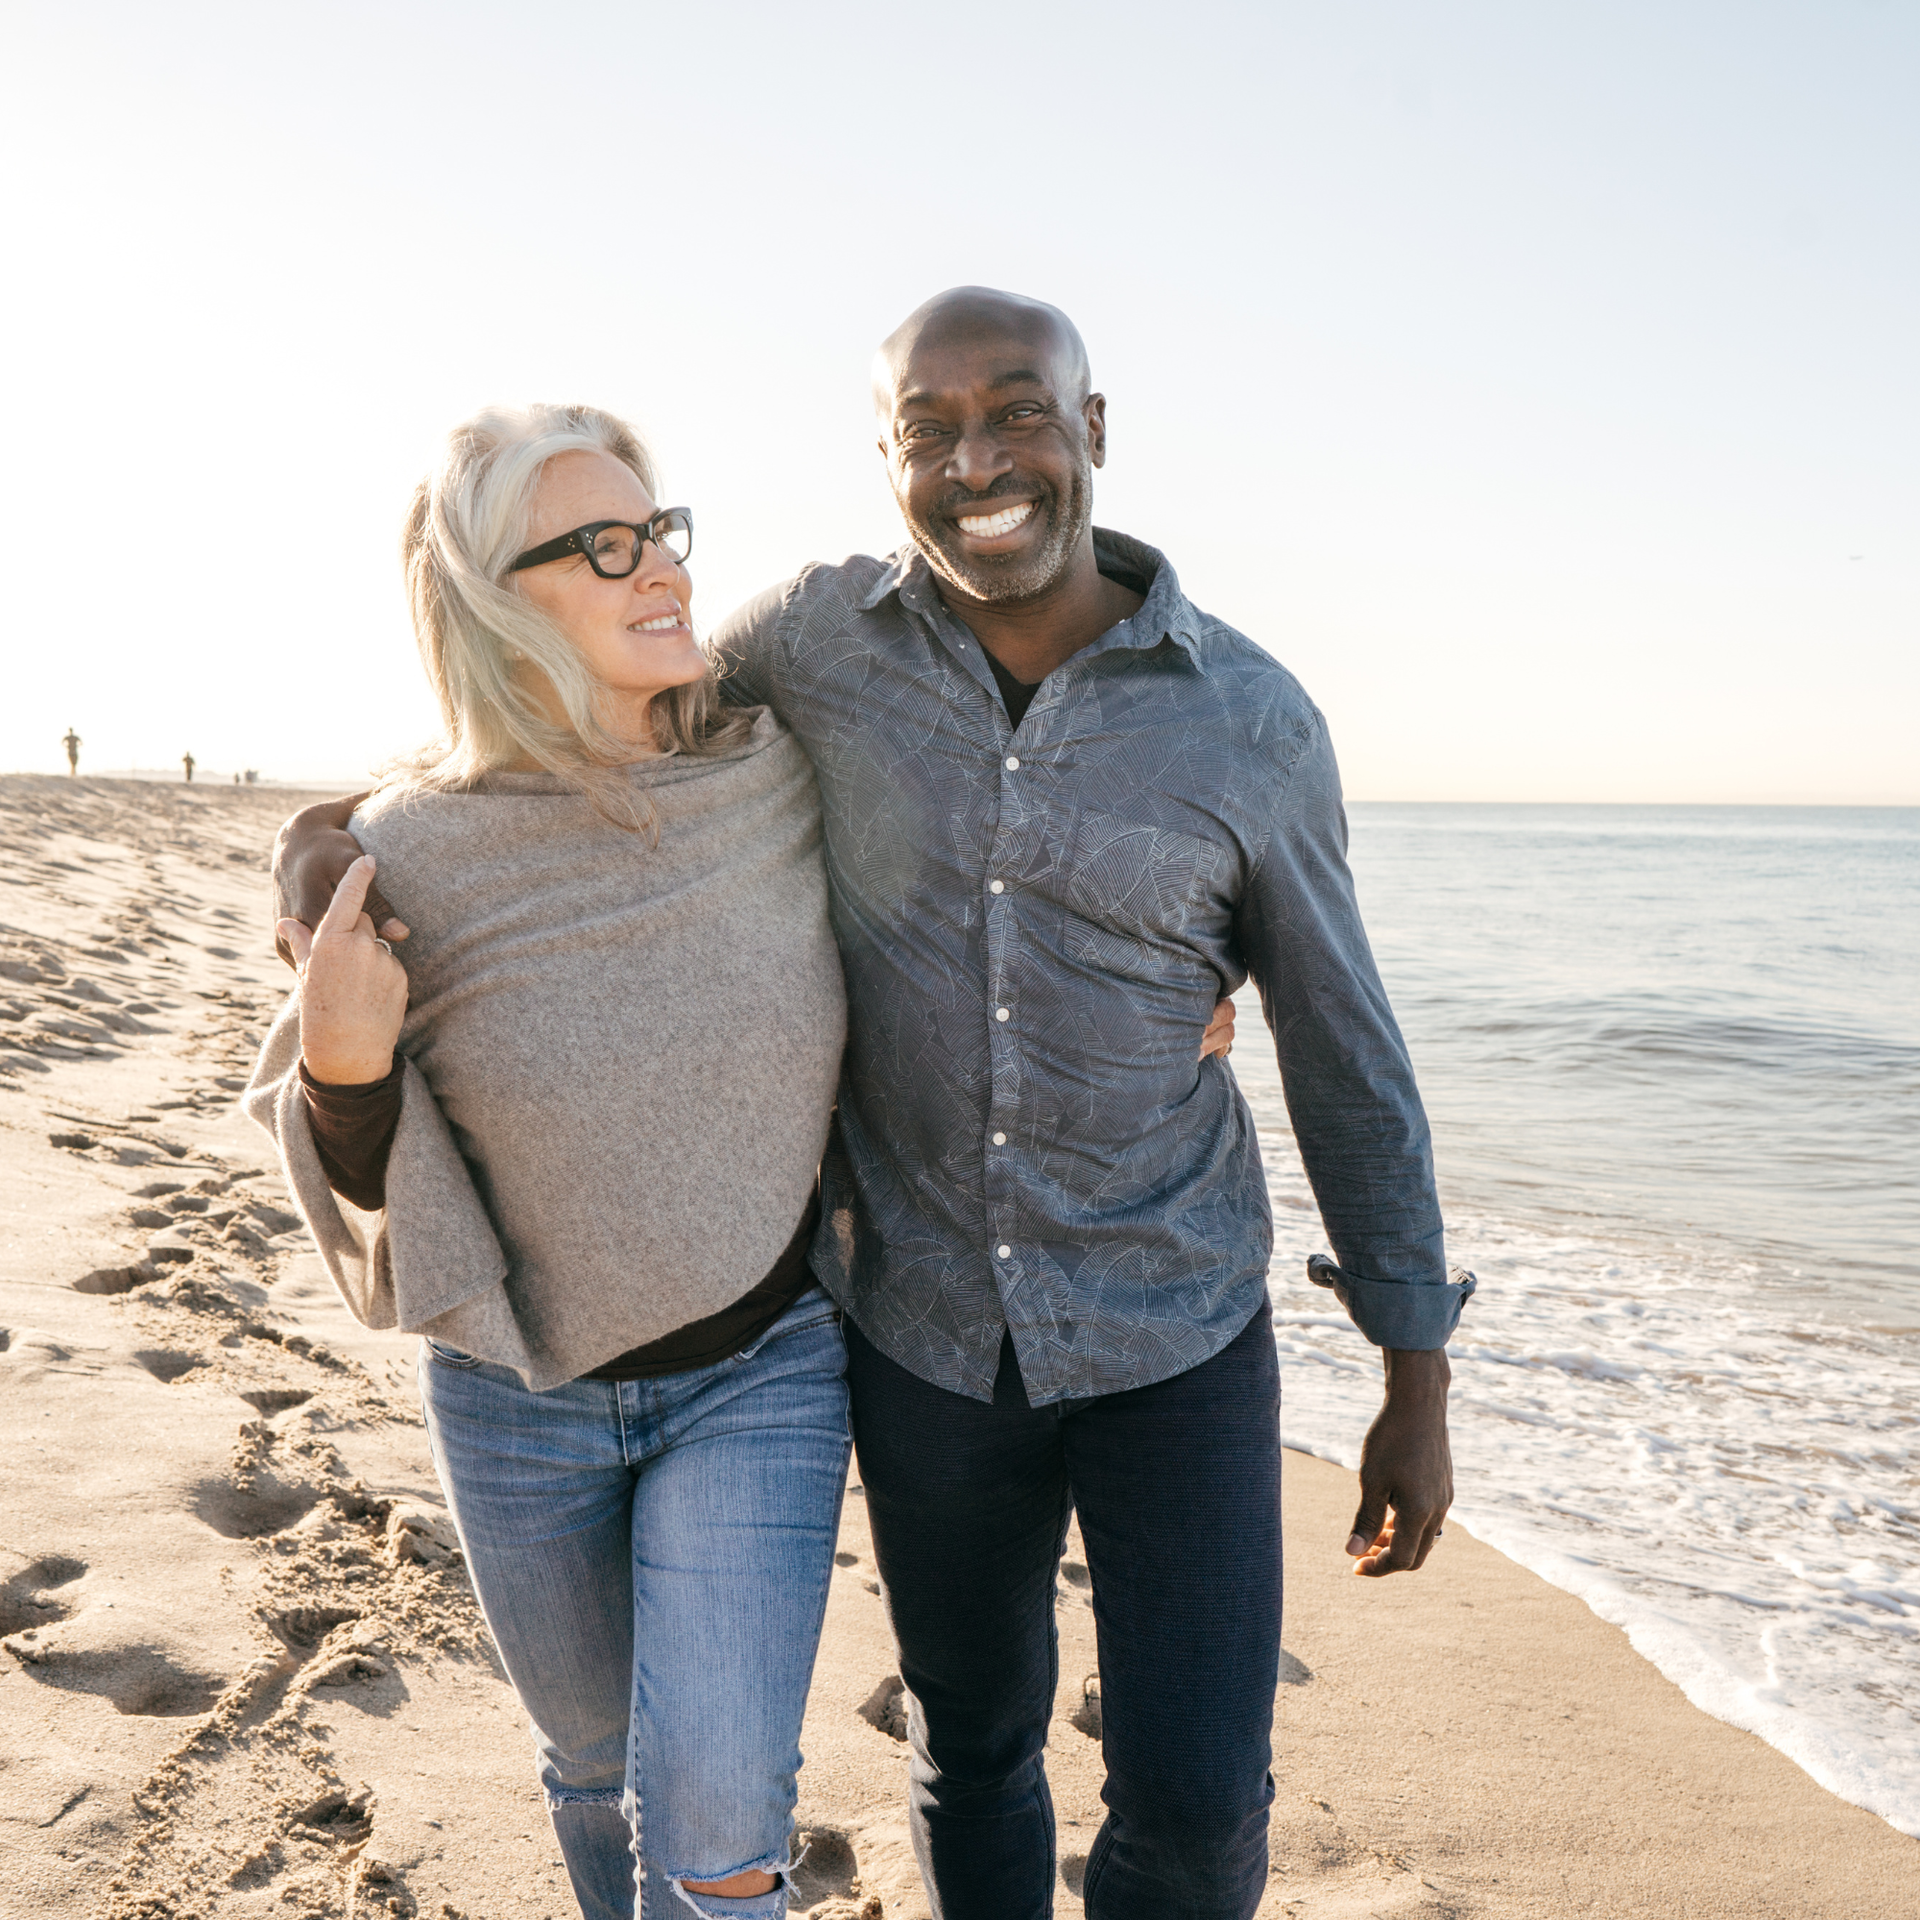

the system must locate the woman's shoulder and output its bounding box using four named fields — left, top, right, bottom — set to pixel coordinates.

left=624, top=705, right=807, bottom=796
